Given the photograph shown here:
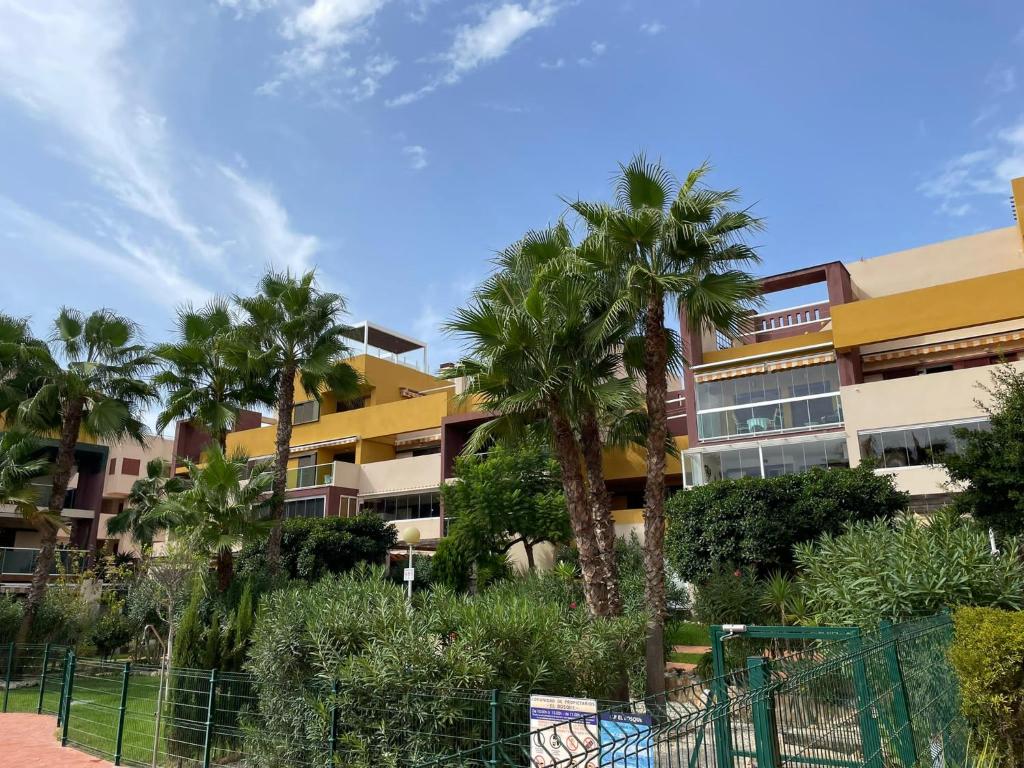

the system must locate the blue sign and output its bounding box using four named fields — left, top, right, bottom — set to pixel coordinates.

left=599, top=712, right=653, bottom=768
